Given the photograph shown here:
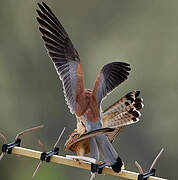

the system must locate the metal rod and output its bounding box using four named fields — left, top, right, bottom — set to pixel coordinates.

left=53, top=127, right=66, bottom=149
left=32, top=161, right=43, bottom=179
left=0, top=132, right=8, bottom=144
left=15, top=125, right=44, bottom=140
left=150, top=148, right=164, bottom=171
left=10, top=146, right=167, bottom=180
left=135, top=161, right=144, bottom=174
